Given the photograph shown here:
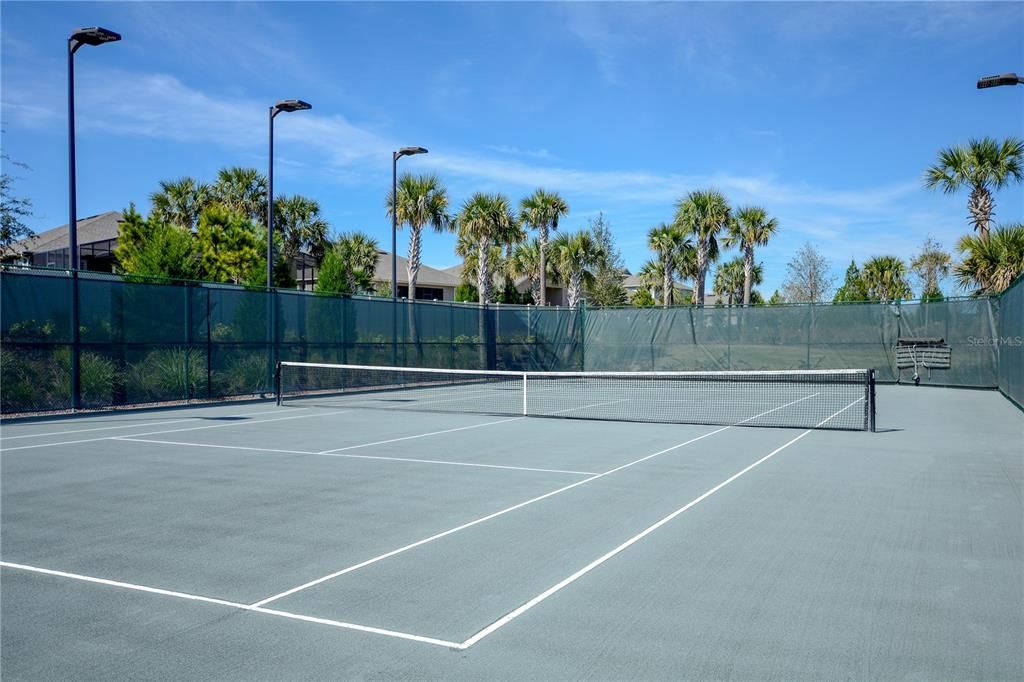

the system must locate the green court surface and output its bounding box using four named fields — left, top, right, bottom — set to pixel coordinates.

left=1, top=385, right=1021, bottom=679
